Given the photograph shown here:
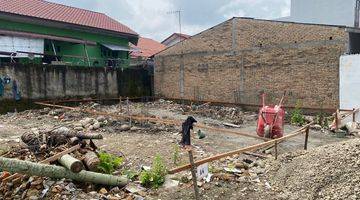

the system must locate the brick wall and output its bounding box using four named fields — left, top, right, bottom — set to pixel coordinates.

left=155, top=18, right=348, bottom=109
